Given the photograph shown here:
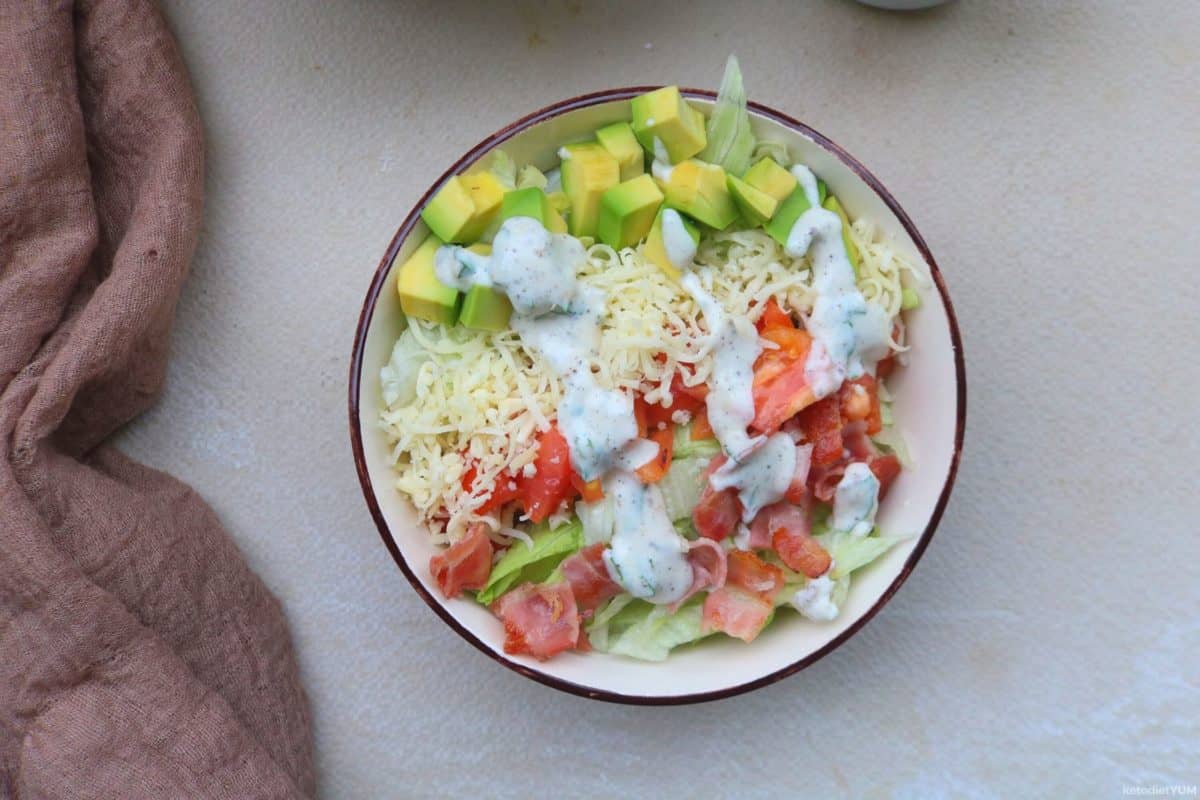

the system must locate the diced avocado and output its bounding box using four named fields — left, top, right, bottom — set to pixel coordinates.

left=560, top=143, right=620, bottom=238
left=764, top=180, right=829, bottom=247
left=395, top=235, right=461, bottom=325
left=660, top=160, right=738, bottom=230
left=460, top=284, right=513, bottom=331
left=631, top=86, right=707, bottom=164
left=420, top=173, right=504, bottom=244
left=743, top=157, right=798, bottom=205
left=821, top=195, right=861, bottom=277
left=644, top=207, right=700, bottom=281
left=499, top=187, right=554, bottom=228
left=727, top=175, right=778, bottom=226
left=596, top=174, right=664, bottom=249
left=595, top=121, right=645, bottom=182
left=901, top=288, right=921, bottom=310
